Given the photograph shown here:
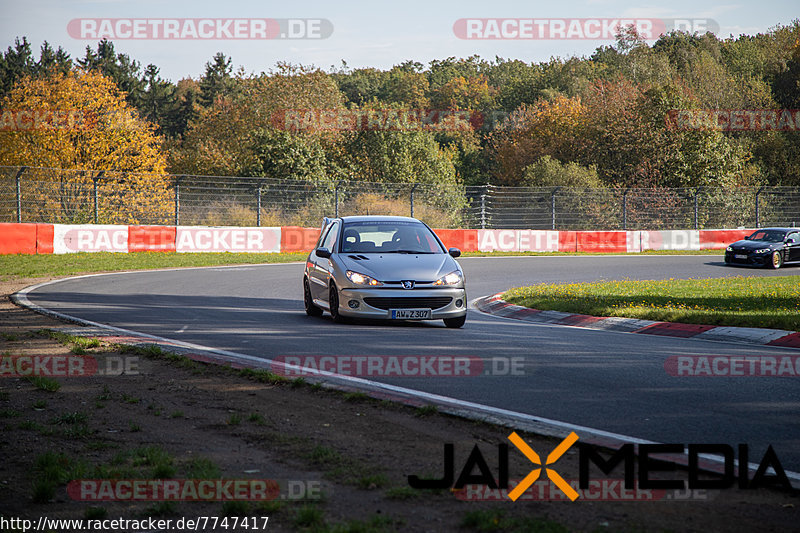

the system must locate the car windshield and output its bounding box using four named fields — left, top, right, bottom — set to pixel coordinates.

left=339, top=221, right=443, bottom=254
left=748, top=230, right=787, bottom=242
